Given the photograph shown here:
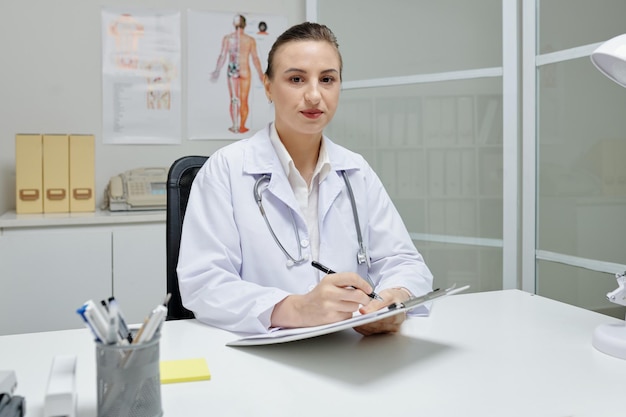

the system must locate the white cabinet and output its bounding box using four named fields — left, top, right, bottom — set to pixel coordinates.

left=0, top=227, right=111, bottom=334
left=113, top=224, right=167, bottom=325
left=0, top=211, right=166, bottom=335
